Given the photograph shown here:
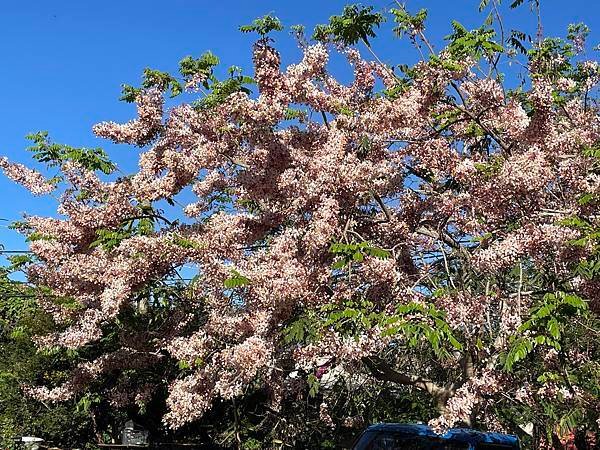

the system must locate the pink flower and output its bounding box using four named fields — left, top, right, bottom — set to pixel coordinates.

left=0, top=157, right=55, bottom=195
